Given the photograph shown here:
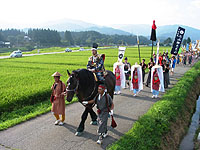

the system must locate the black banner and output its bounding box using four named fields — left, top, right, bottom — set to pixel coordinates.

left=171, top=27, right=185, bottom=55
